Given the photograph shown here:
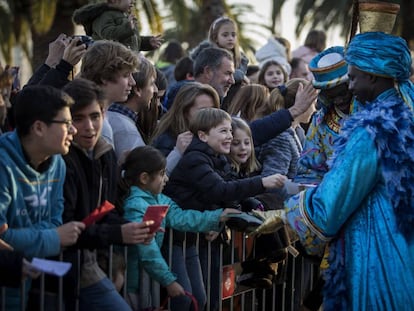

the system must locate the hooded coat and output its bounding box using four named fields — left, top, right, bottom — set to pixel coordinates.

left=72, top=2, right=153, bottom=52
